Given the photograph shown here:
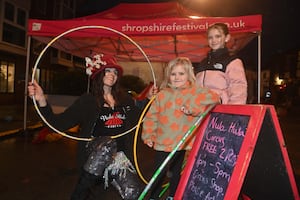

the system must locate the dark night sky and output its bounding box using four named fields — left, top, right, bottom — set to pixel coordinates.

left=77, top=0, right=300, bottom=68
